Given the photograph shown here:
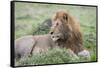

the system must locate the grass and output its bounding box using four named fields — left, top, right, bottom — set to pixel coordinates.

left=15, top=48, right=91, bottom=66
left=14, top=2, right=97, bottom=66
left=15, top=48, right=95, bottom=66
